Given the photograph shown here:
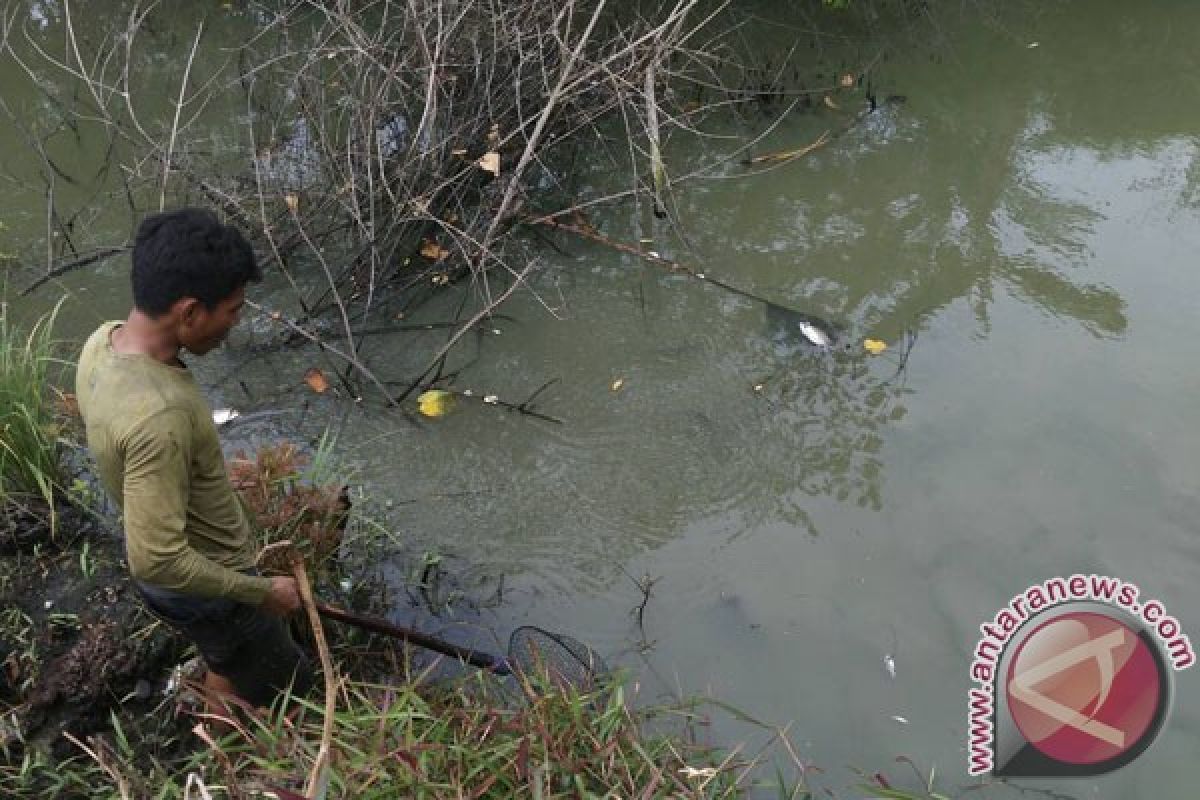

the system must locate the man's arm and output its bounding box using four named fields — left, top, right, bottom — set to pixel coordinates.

left=122, top=408, right=276, bottom=606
